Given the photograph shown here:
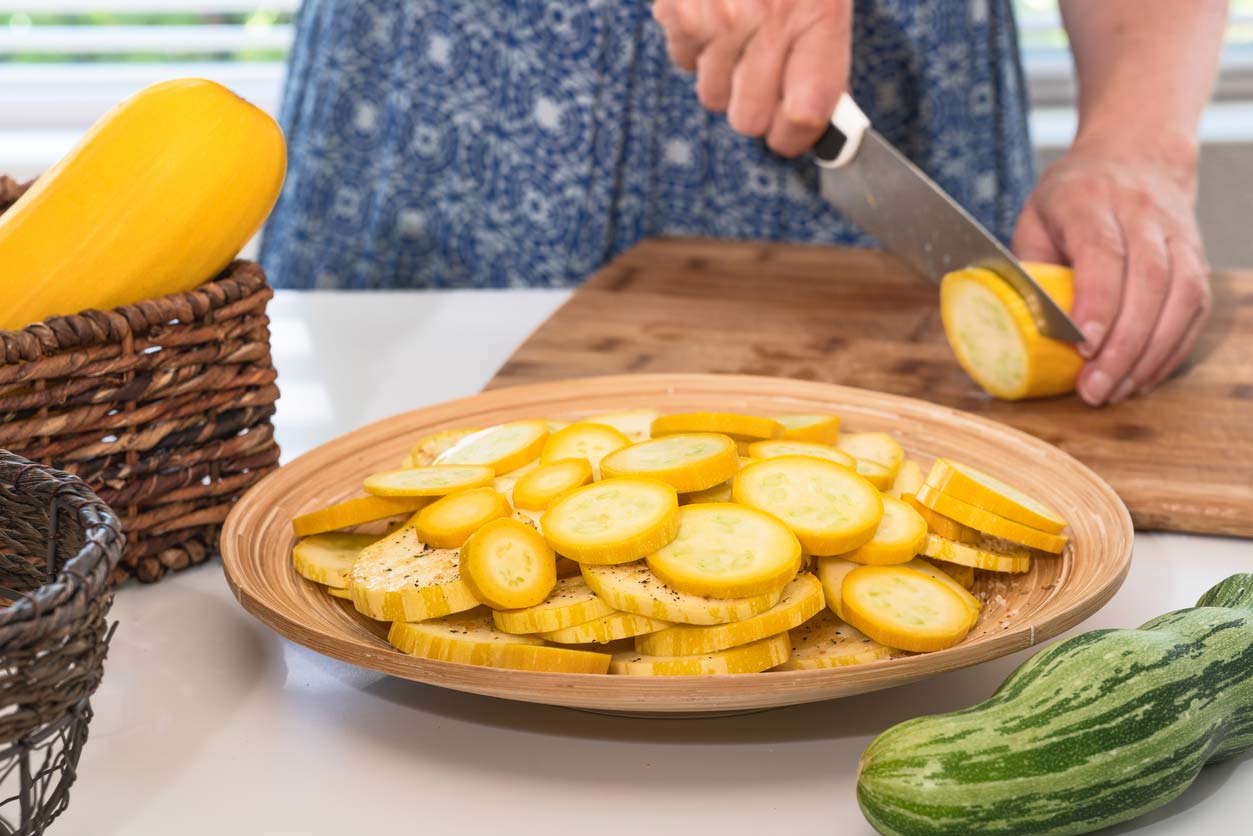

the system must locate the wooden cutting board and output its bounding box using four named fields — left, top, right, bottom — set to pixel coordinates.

left=488, top=237, right=1253, bottom=538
